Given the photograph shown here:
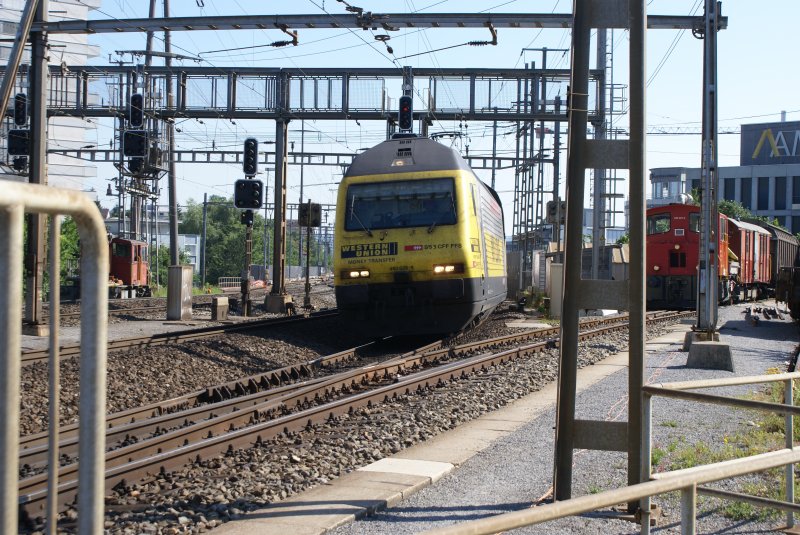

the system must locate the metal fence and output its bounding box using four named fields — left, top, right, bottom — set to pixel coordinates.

left=0, top=181, right=108, bottom=534
left=425, top=372, right=799, bottom=535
